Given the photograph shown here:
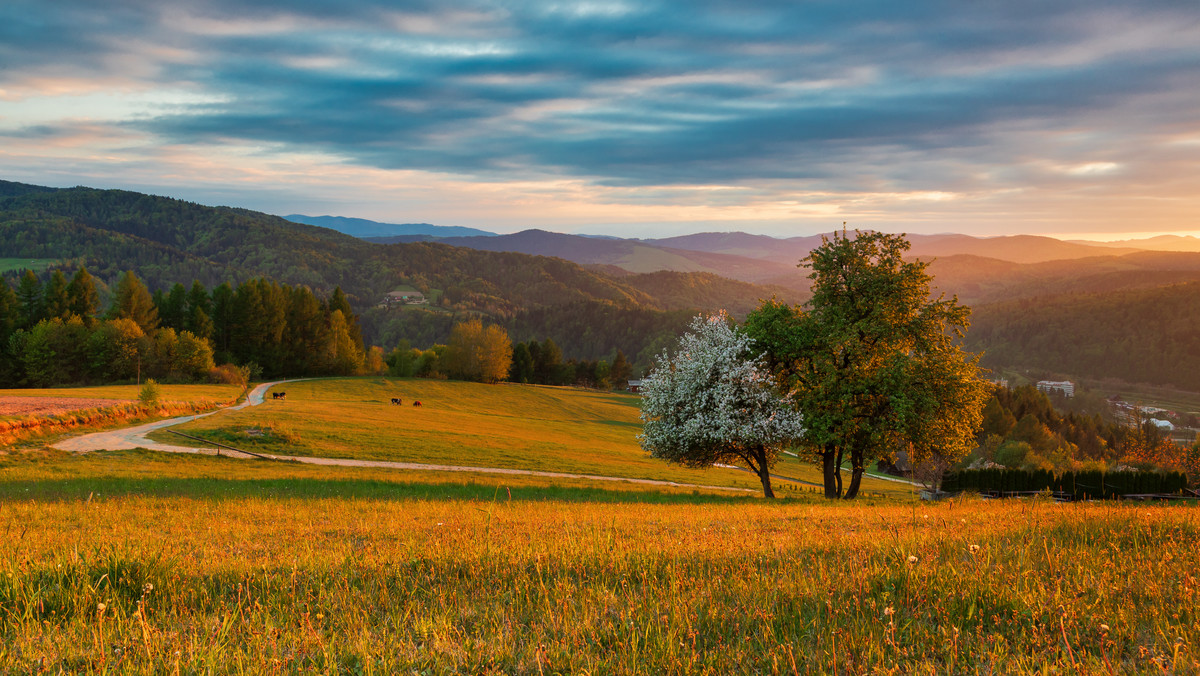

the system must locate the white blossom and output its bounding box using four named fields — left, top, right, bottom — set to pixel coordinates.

left=638, top=312, right=803, bottom=470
